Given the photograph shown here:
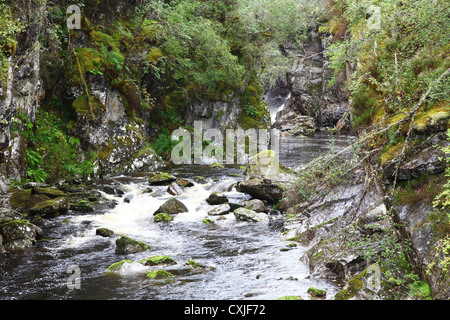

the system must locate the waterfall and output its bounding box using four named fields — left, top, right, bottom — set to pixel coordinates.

left=265, top=87, right=291, bottom=125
